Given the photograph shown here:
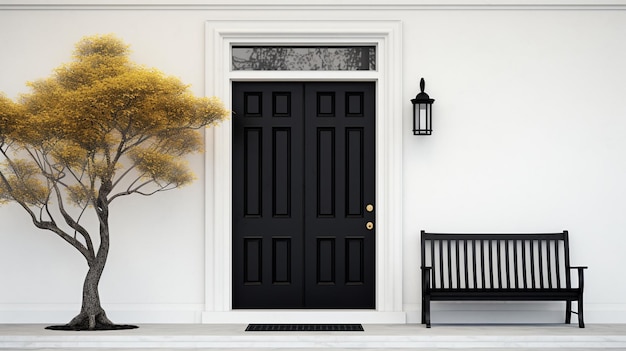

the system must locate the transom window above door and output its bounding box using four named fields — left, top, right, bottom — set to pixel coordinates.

left=231, top=46, right=376, bottom=71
